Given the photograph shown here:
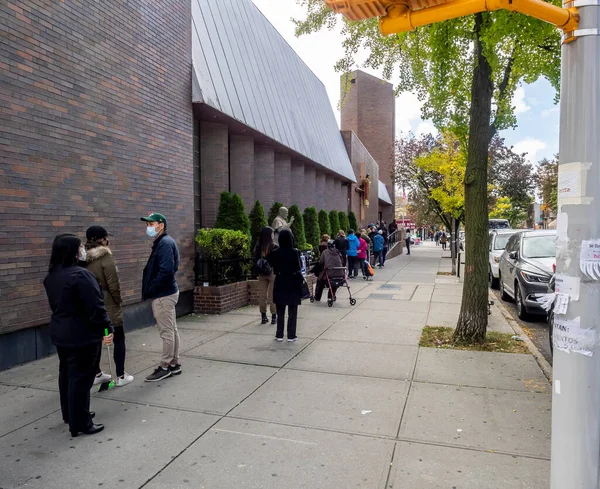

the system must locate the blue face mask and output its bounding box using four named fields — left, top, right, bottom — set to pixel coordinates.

left=146, top=226, right=158, bottom=238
